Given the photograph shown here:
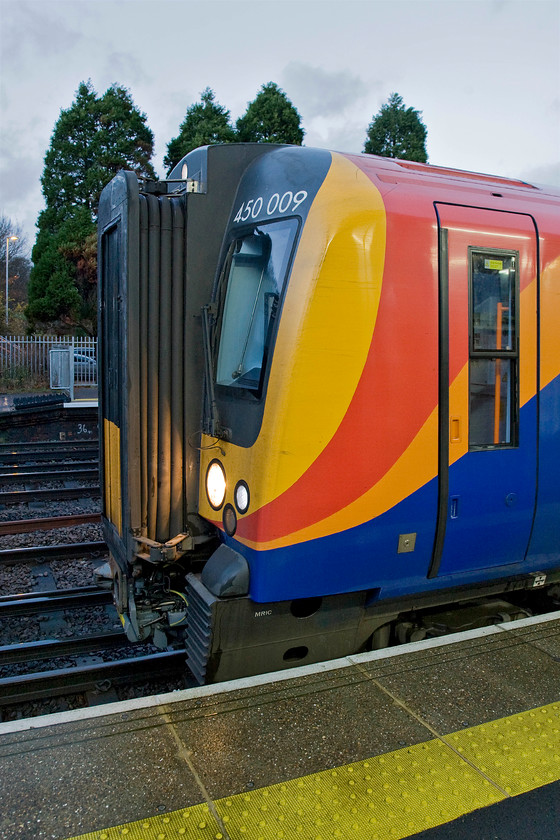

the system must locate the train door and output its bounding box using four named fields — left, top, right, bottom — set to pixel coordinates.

left=430, top=204, right=538, bottom=577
